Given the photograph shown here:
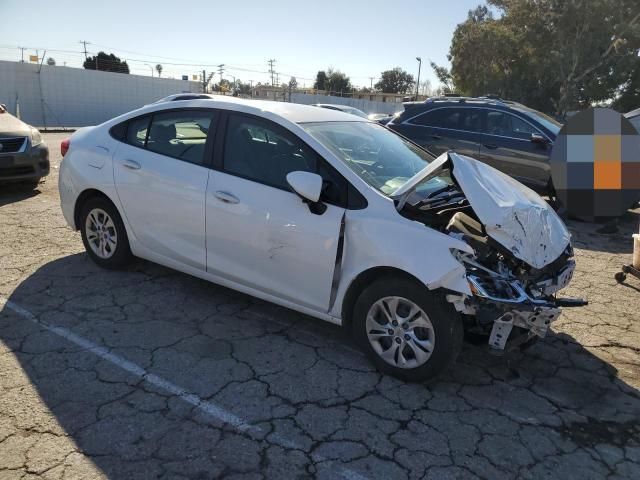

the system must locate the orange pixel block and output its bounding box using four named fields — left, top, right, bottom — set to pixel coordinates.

left=593, top=161, right=621, bottom=190
left=594, top=135, right=621, bottom=162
